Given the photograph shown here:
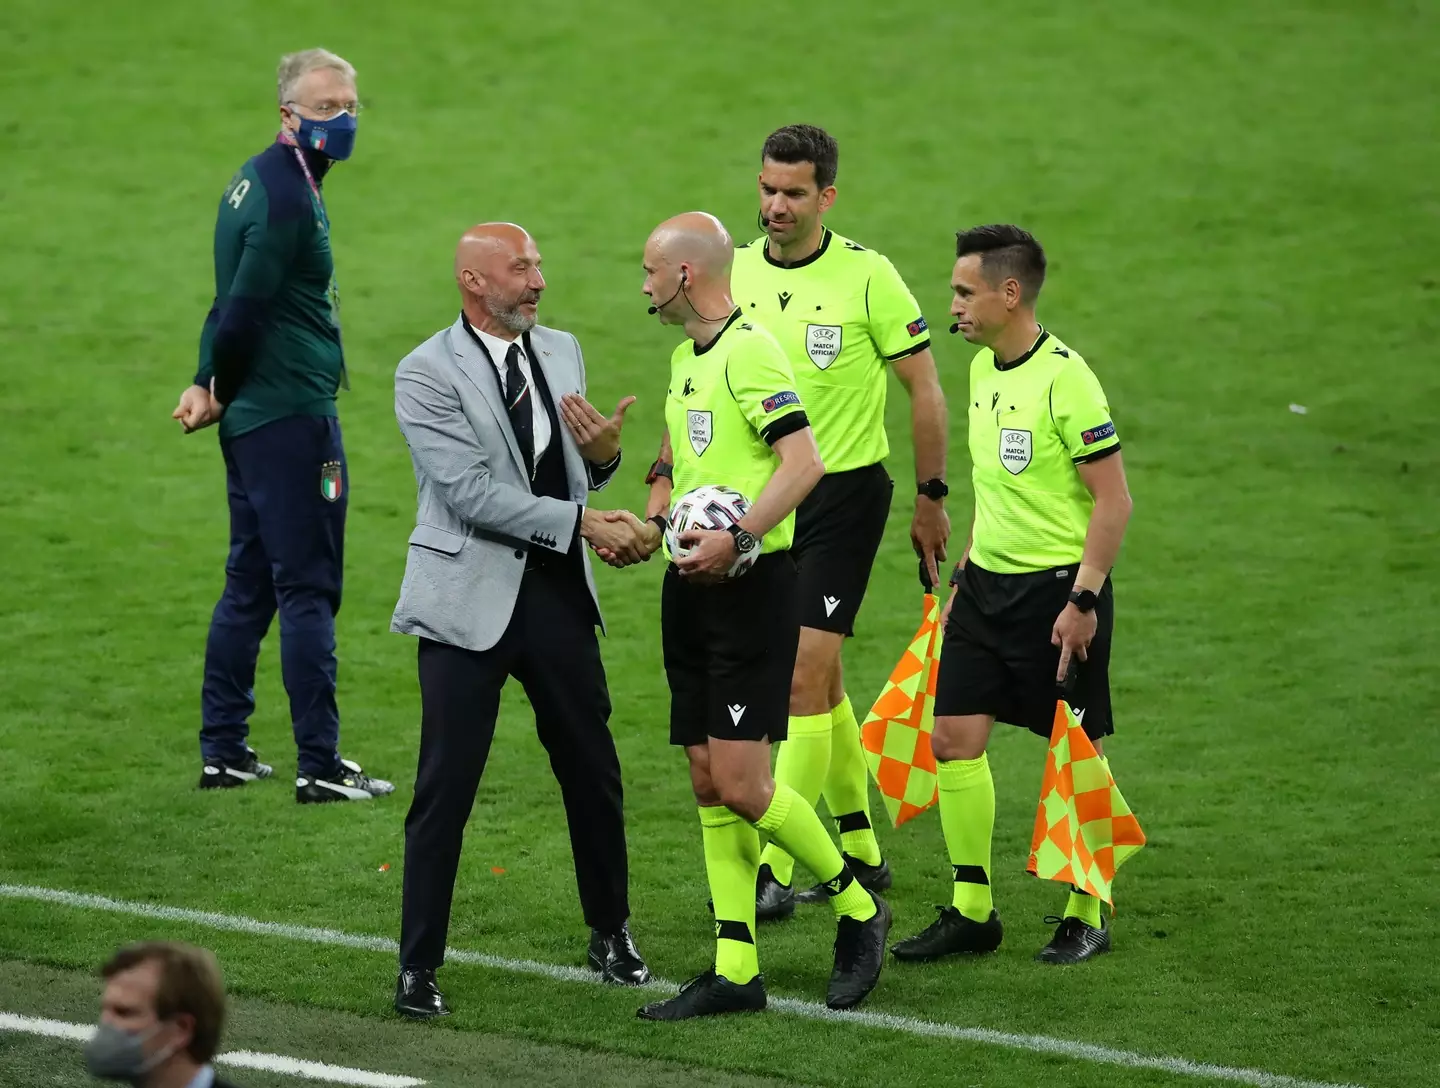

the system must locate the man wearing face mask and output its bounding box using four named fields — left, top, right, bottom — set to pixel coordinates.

left=173, top=49, right=391, bottom=803
left=85, top=941, right=237, bottom=1088
left=389, top=223, right=649, bottom=1019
